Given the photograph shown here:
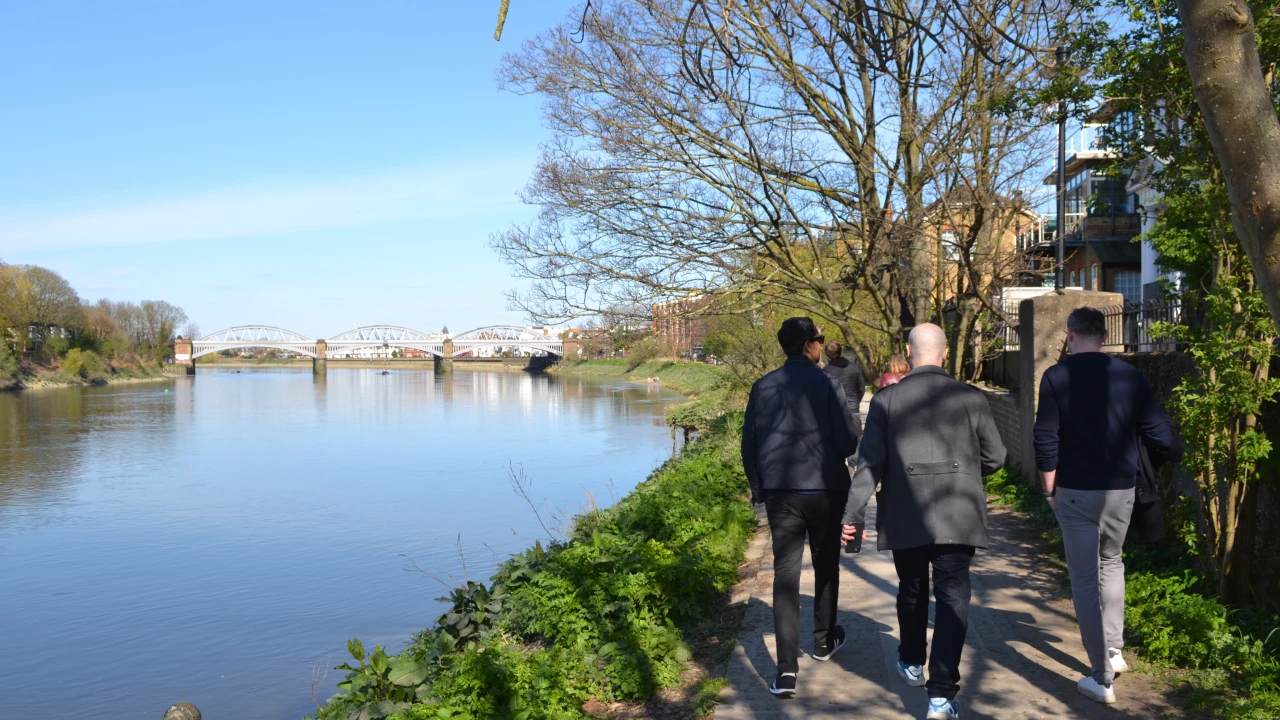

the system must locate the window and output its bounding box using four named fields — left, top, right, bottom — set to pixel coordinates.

left=1070, top=270, right=1079, bottom=287
left=1090, top=264, right=1099, bottom=291
left=1113, top=270, right=1142, bottom=303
